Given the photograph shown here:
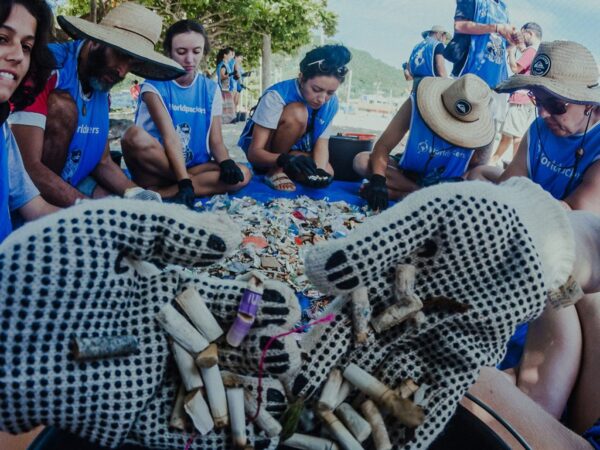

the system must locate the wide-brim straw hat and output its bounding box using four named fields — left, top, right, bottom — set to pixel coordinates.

left=421, top=25, right=450, bottom=39
left=416, top=74, right=496, bottom=149
left=57, top=2, right=185, bottom=81
left=496, top=40, right=600, bottom=105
